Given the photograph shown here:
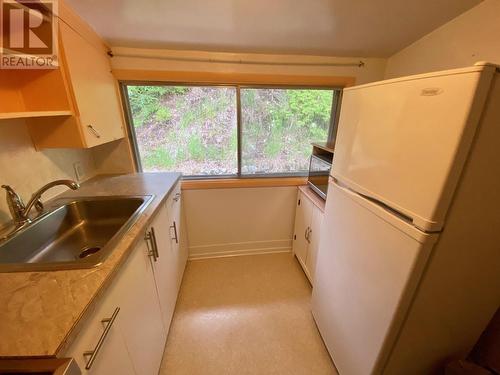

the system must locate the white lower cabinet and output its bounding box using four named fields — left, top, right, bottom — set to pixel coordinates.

left=66, top=239, right=165, bottom=375
left=65, top=182, right=188, bottom=375
left=292, top=189, right=324, bottom=284
left=66, top=305, right=135, bottom=375
left=146, top=182, right=187, bottom=334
